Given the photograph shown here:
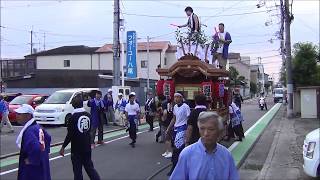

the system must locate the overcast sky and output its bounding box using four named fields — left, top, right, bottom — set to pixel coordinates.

left=1, top=0, right=319, bottom=80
